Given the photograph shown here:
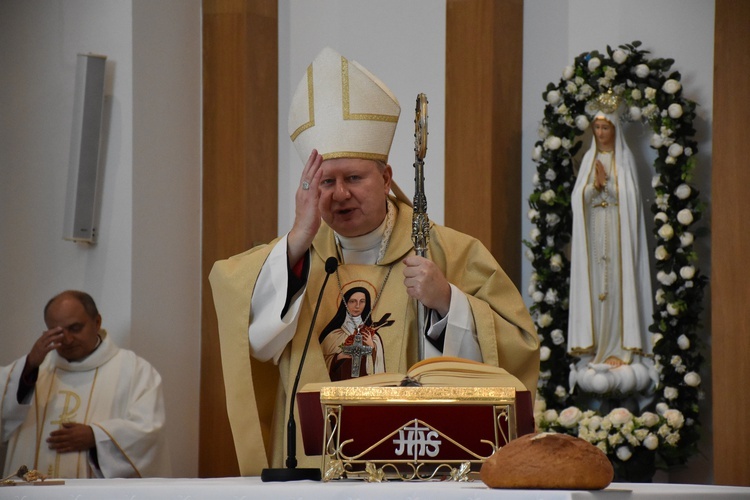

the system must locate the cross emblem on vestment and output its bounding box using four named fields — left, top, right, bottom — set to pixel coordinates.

left=340, top=330, right=373, bottom=378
